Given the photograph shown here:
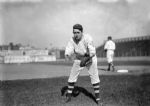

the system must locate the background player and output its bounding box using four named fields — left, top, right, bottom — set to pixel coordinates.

left=104, top=36, right=116, bottom=71
left=65, top=24, right=100, bottom=103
